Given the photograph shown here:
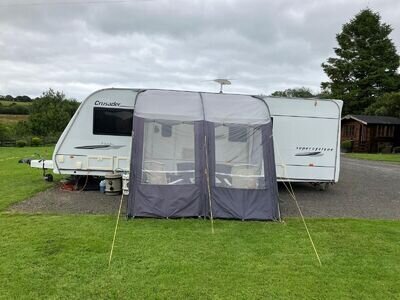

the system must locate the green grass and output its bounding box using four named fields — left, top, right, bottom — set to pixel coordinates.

left=1, top=216, right=399, bottom=299
left=0, top=146, right=399, bottom=298
left=346, top=153, right=400, bottom=163
left=0, top=146, right=58, bottom=210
